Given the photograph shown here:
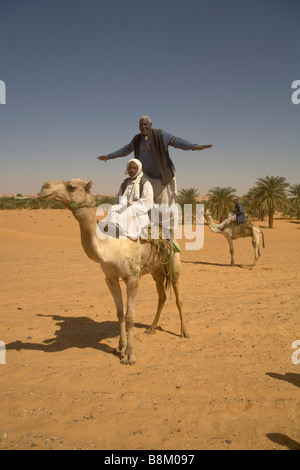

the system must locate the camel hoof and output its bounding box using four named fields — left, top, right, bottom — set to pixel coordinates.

left=115, top=347, right=126, bottom=357
left=181, top=330, right=190, bottom=339
left=120, top=355, right=136, bottom=365
left=146, top=326, right=156, bottom=335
